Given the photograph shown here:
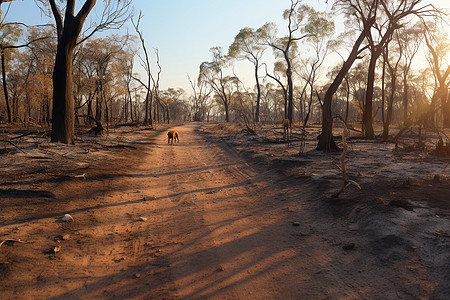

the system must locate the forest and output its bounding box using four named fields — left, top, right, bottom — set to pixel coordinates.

left=1, top=0, right=449, bottom=299
left=0, top=0, right=449, bottom=150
